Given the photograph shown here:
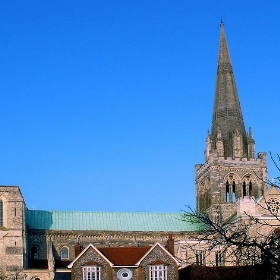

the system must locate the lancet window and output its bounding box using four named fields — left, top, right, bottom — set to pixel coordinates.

left=242, top=175, right=253, bottom=197
left=225, top=177, right=236, bottom=203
